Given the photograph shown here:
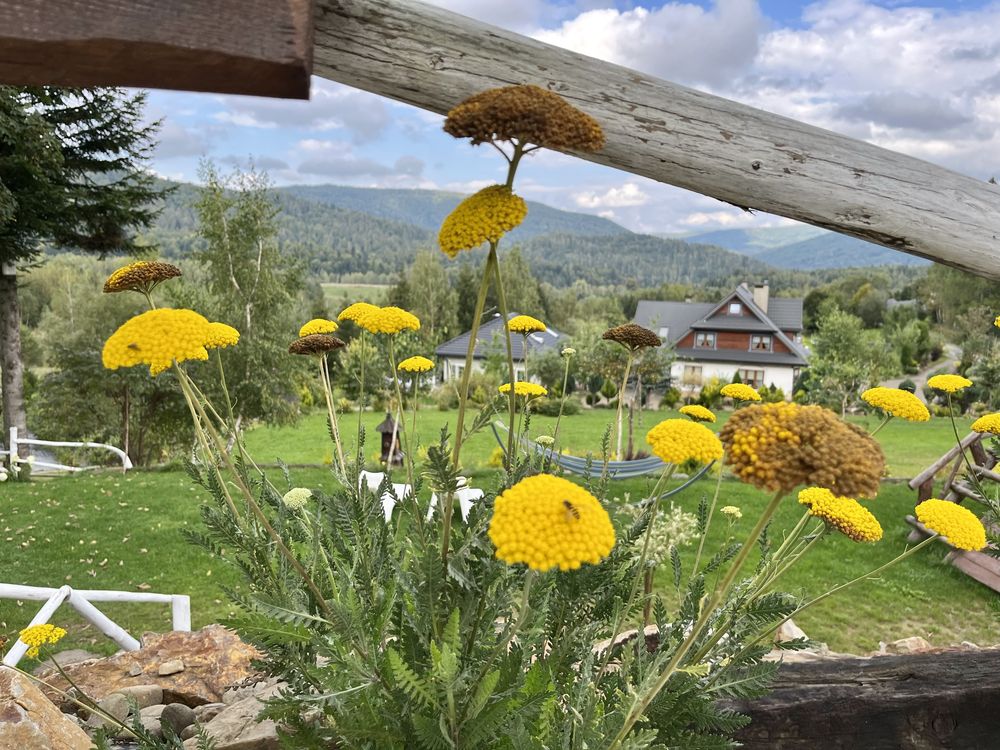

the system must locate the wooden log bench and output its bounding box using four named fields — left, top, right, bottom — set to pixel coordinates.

left=726, top=648, right=1000, bottom=749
